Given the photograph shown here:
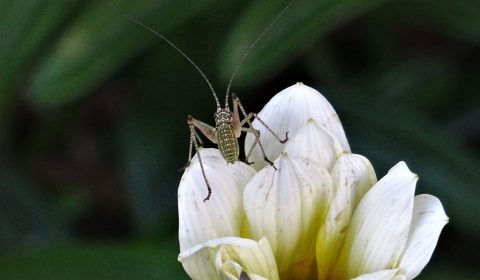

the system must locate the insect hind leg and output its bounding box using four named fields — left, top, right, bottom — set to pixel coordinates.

left=186, top=116, right=213, bottom=202
left=240, top=126, right=277, bottom=170
left=252, top=113, right=289, bottom=143
left=232, top=94, right=288, bottom=169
